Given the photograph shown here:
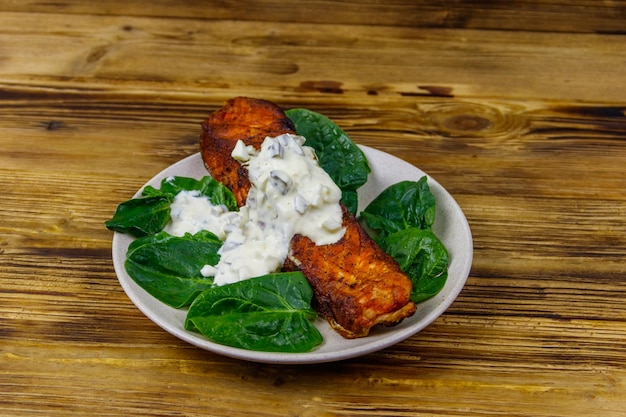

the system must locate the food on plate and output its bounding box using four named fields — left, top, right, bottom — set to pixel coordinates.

left=200, top=97, right=416, bottom=338
left=106, top=98, right=449, bottom=352
left=200, top=97, right=297, bottom=207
